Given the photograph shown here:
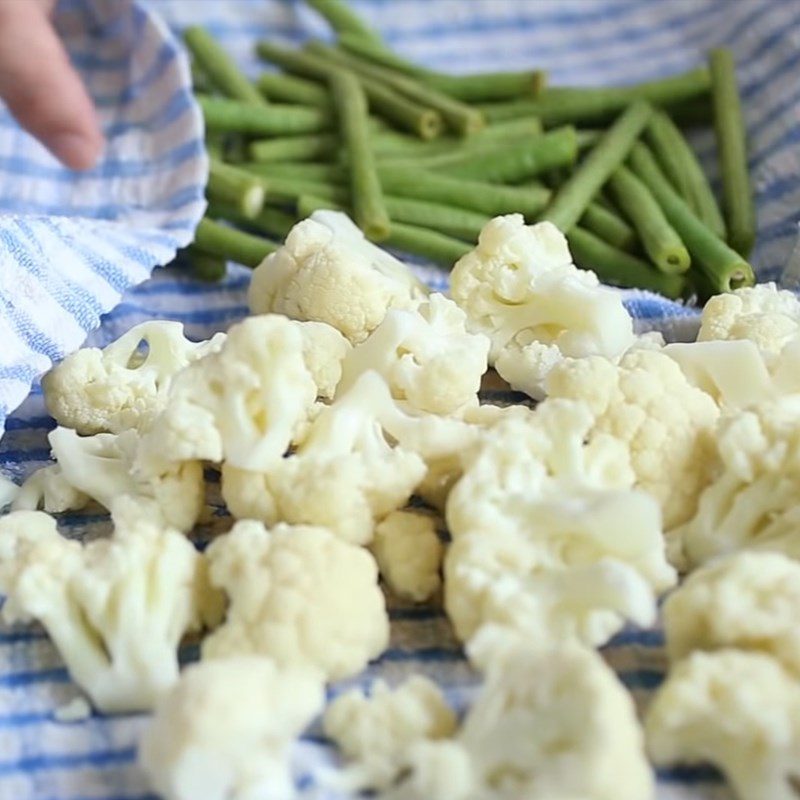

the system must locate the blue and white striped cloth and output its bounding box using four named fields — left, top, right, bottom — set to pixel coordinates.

left=2, top=0, right=800, bottom=798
